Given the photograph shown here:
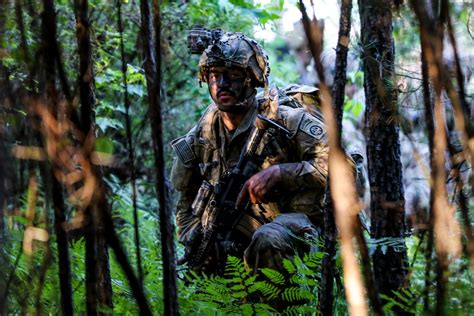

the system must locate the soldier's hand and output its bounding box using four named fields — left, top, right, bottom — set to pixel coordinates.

left=236, top=165, right=281, bottom=205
